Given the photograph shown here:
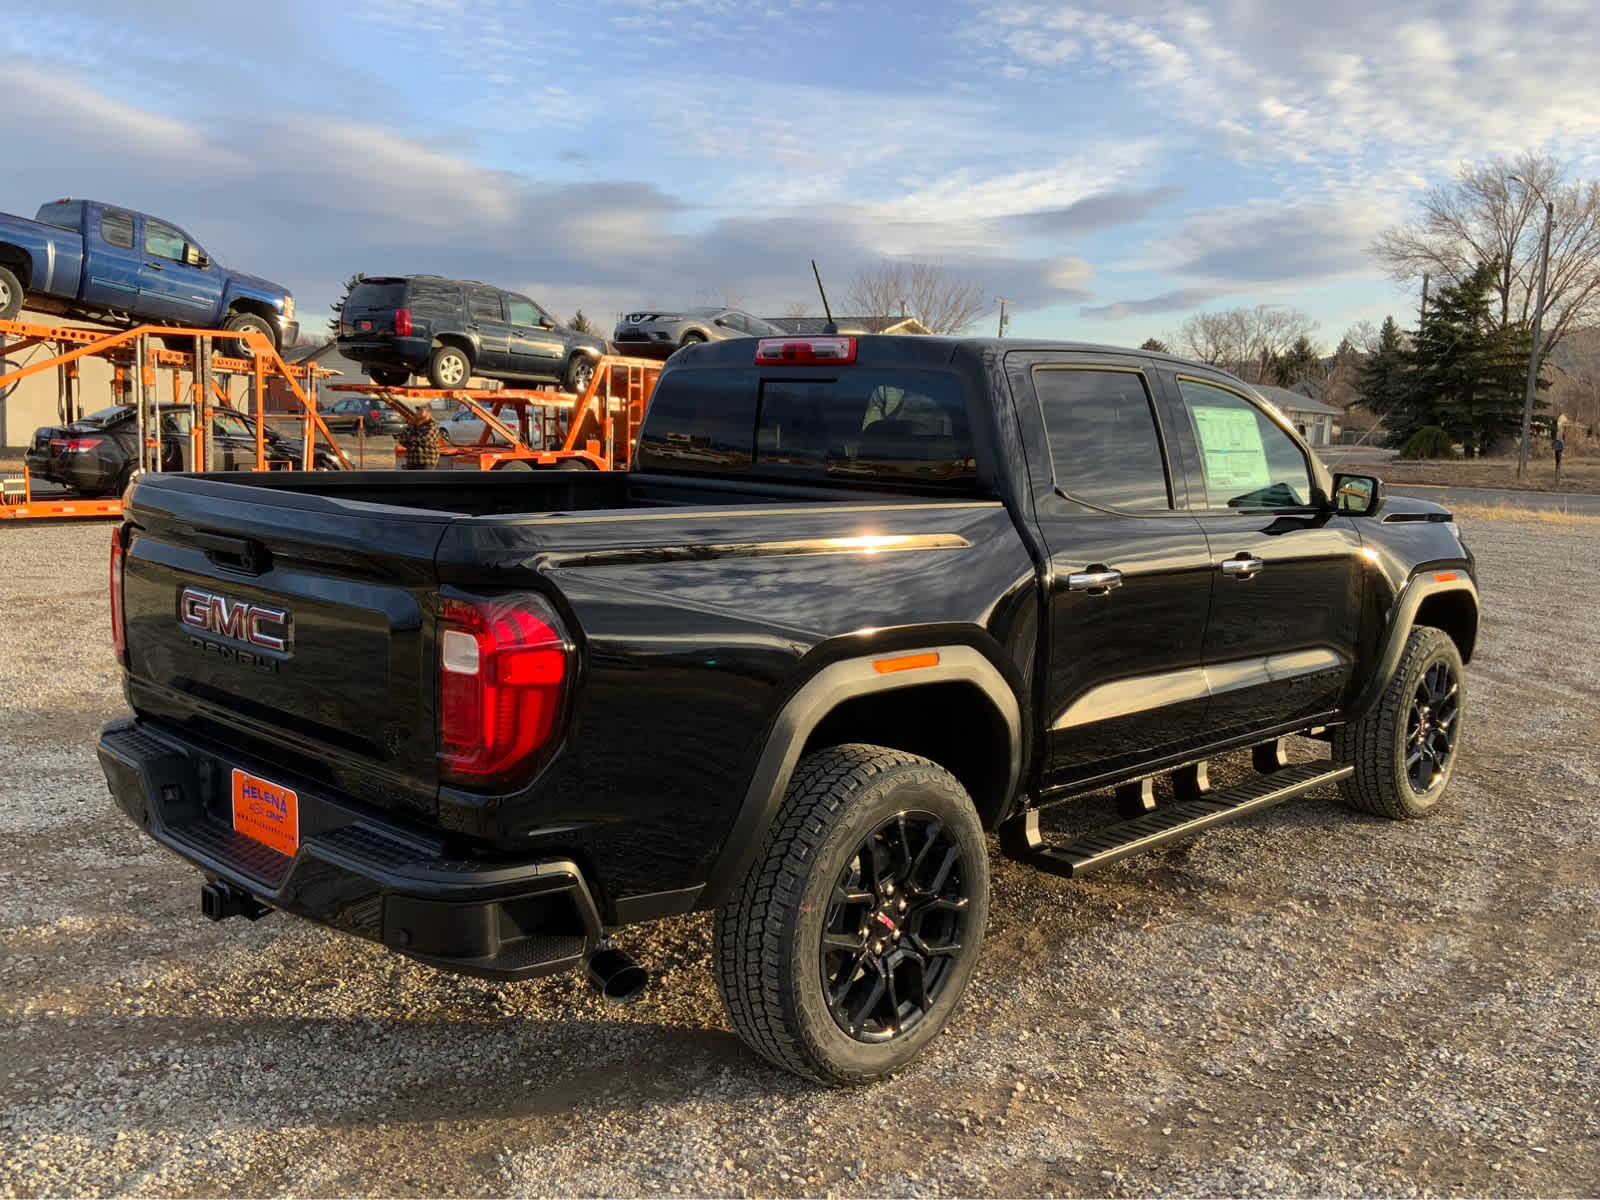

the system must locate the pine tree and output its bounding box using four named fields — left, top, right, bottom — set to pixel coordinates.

left=329, top=273, right=366, bottom=334
left=1140, top=337, right=1170, bottom=354
left=1357, top=317, right=1409, bottom=427
left=1397, top=261, right=1536, bottom=456
left=568, top=310, right=593, bottom=333
left=1272, top=335, right=1325, bottom=386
